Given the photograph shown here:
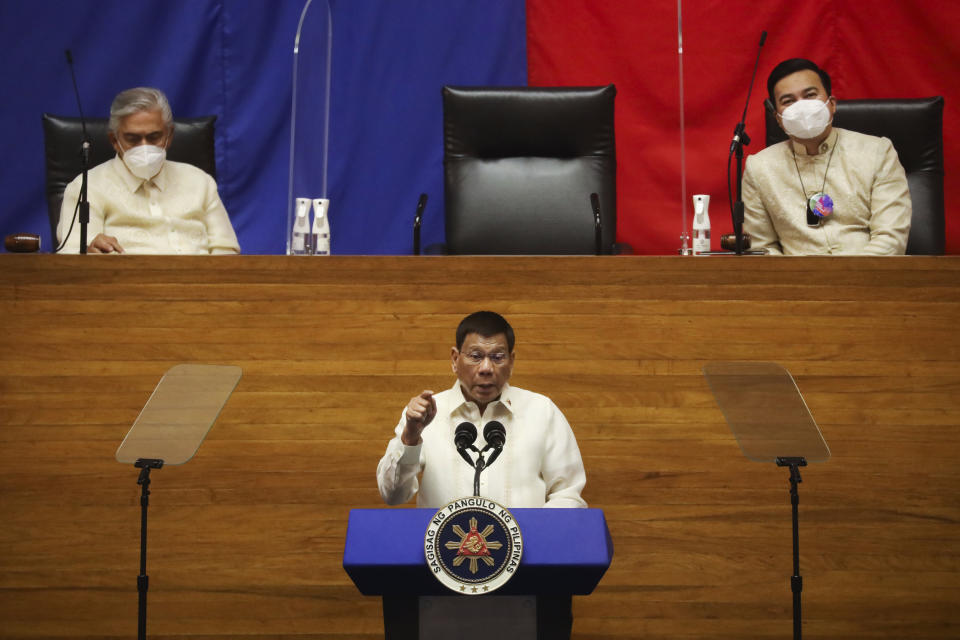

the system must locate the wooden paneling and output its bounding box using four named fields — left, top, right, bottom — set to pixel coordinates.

left=1, top=255, right=958, bottom=639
